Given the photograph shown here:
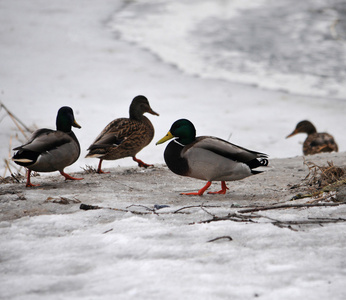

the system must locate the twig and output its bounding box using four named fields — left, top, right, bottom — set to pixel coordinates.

left=3, top=159, right=19, bottom=180
left=273, top=218, right=346, bottom=227
left=200, top=205, right=216, bottom=217
left=10, top=173, right=20, bottom=183
left=194, top=213, right=260, bottom=225
left=0, top=102, right=32, bottom=137
left=173, top=204, right=221, bottom=214
left=238, top=202, right=345, bottom=214
left=126, top=204, right=159, bottom=215
left=79, top=203, right=152, bottom=215
left=126, top=204, right=154, bottom=210
left=207, top=236, right=233, bottom=243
